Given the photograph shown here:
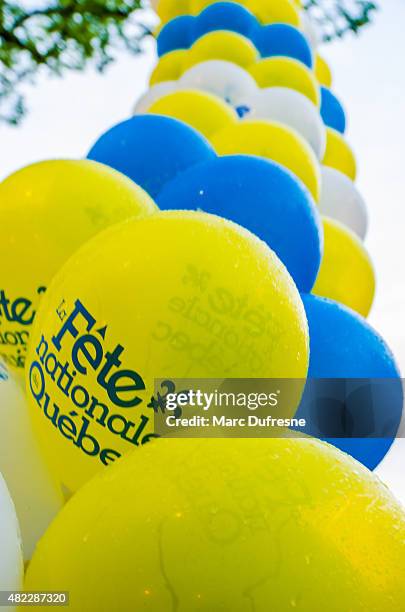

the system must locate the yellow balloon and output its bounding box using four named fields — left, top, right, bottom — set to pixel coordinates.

left=157, top=0, right=190, bottom=23
left=183, top=31, right=259, bottom=72
left=149, top=49, right=187, bottom=85
left=0, top=160, right=157, bottom=377
left=313, top=216, right=375, bottom=317
left=191, top=0, right=300, bottom=26
left=25, top=437, right=405, bottom=611
left=249, top=57, right=320, bottom=107
left=212, top=120, right=321, bottom=201
left=147, top=89, right=238, bottom=138
left=315, top=53, right=332, bottom=87
left=26, top=211, right=309, bottom=491
left=323, top=127, right=357, bottom=180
